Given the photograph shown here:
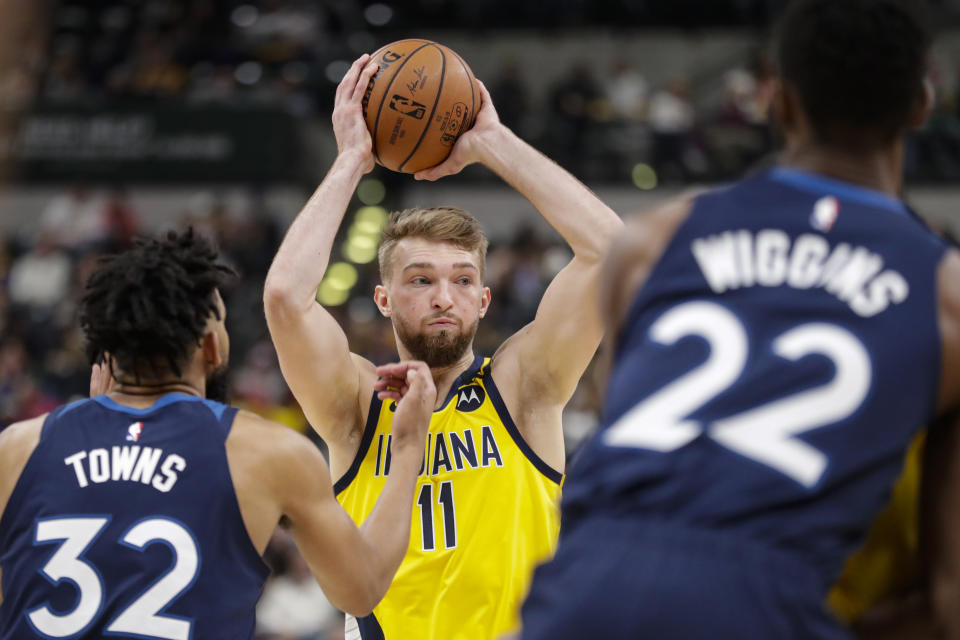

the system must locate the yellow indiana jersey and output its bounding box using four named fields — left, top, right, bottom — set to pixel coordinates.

left=335, top=355, right=563, bottom=640
left=827, top=431, right=925, bottom=624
